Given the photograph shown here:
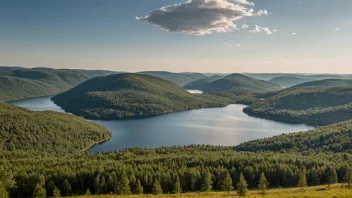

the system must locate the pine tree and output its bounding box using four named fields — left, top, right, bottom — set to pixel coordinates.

left=33, top=184, right=46, bottom=198
left=173, top=176, right=182, bottom=194
left=46, top=181, right=55, bottom=197
left=53, top=187, right=60, bottom=197
left=84, top=188, right=91, bottom=196
left=152, top=179, right=163, bottom=195
left=201, top=171, right=213, bottom=192
left=258, top=172, right=269, bottom=195
left=236, top=173, right=248, bottom=197
left=343, top=166, right=352, bottom=188
left=222, top=173, right=234, bottom=192
left=328, top=168, right=338, bottom=186
left=0, top=186, right=8, bottom=198
left=62, top=179, right=72, bottom=196
left=116, top=171, right=131, bottom=195
left=134, top=180, right=143, bottom=195
left=297, top=168, right=307, bottom=191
